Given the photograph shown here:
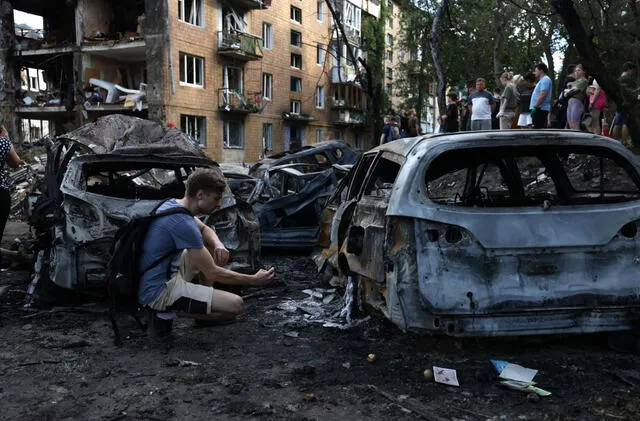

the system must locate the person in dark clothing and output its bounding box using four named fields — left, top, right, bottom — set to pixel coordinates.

left=0, top=126, right=23, bottom=270
left=550, top=64, right=576, bottom=128
left=441, top=92, right=460, bottom=132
